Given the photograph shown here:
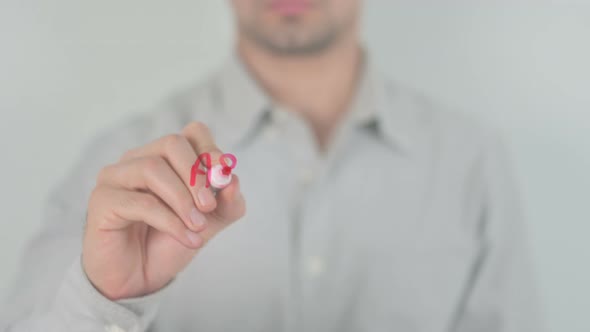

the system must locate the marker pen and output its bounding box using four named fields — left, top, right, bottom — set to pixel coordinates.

left=207, top=164, right=233, bottom=193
